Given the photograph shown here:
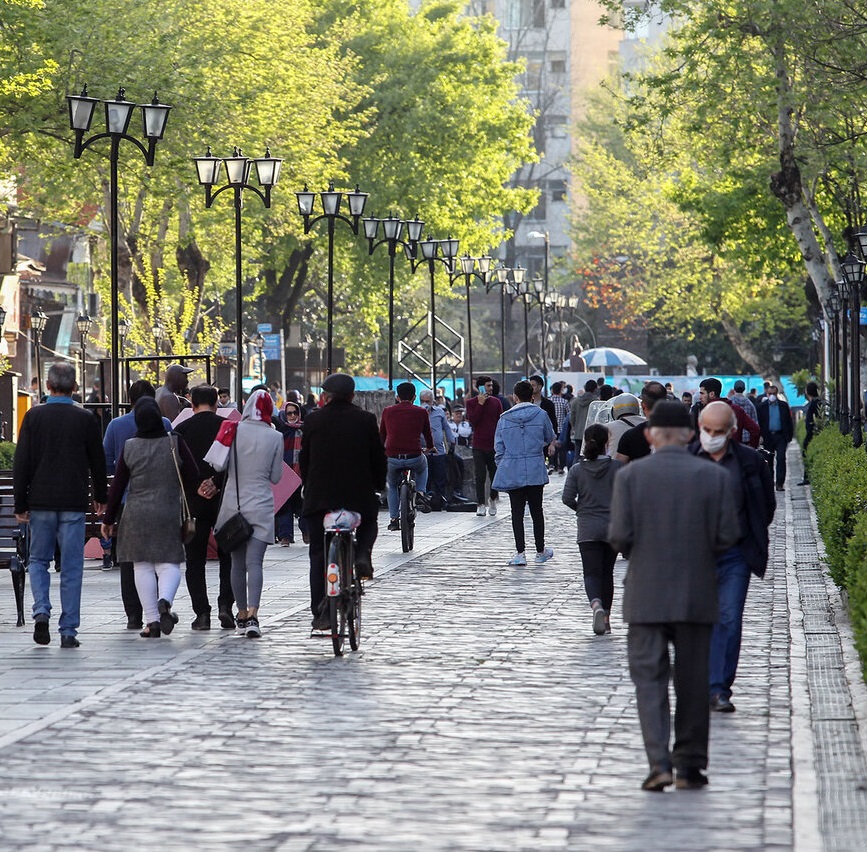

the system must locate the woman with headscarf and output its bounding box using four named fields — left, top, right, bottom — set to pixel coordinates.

left=211, top=389, right=283, bottom=638
left=101, top=397, right=199, bottom=638
left=274, top=399, right=306, bottom=546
